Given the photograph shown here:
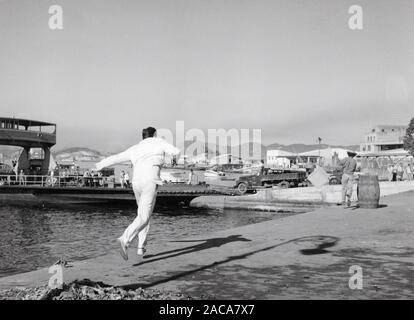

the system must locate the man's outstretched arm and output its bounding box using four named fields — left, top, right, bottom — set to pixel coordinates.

left=163, top=140, right=181, bottom=158
left=96, top=150, right=131, bottom=171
